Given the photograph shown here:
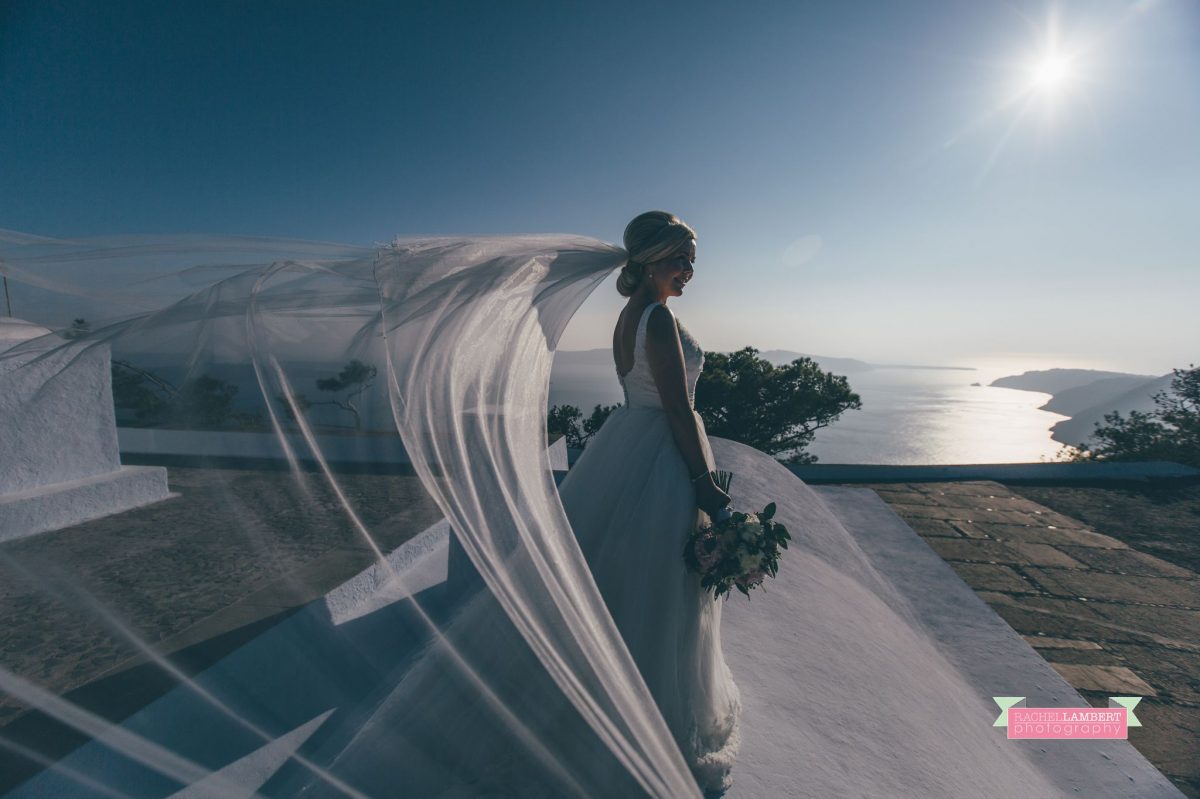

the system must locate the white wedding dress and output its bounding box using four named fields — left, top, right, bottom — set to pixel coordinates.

left=304, top=301, right=741, bottom=798
left=558, top=301, right=742, bottom=793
